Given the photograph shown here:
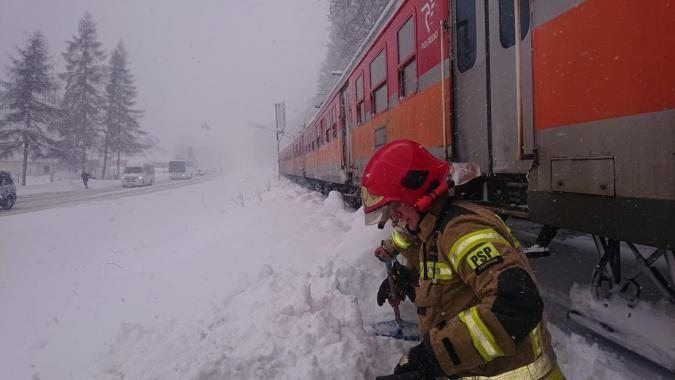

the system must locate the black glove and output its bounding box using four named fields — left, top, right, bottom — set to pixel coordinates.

left=393, top=342, right=436, bottom=379
left=377, top=263, right=417, bottom=306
